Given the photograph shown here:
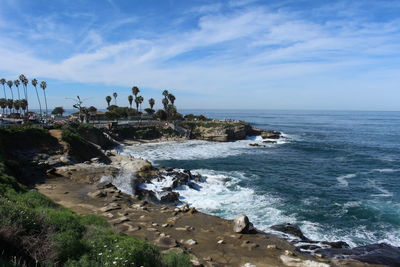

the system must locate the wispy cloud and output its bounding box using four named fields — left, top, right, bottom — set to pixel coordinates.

left=0, top=0, right=399, bottom=109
